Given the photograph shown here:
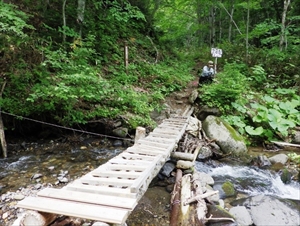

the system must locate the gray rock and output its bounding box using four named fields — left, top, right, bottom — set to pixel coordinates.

left=197, top=146, right=213, bottom=160
left=112, top=140, right=123, bottom=147
left=196, top=106, right=221, bottom=121
left=58, top=177, right=69, bottom=183
left=231, top=195, right=300, bottom=226
left=256, top=155, right=271, bottom=168
left=160, top=162, right=176, bottom=177
left=229, top=206, right=253, bottom=226
left=193, top=172, right=214, bottom=185
left=13, top=194, right=25, bottom=200
left=31, top=173, right=43, bottom=180
left=269, top=153, right=289, bottom=165
left=202, top=116, right=247, bottom=154
left=189, top=90, right=198, bottom=104
left=112, top=127, right=128, bottom=138
left=292, top=130, right=300, bottom=144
